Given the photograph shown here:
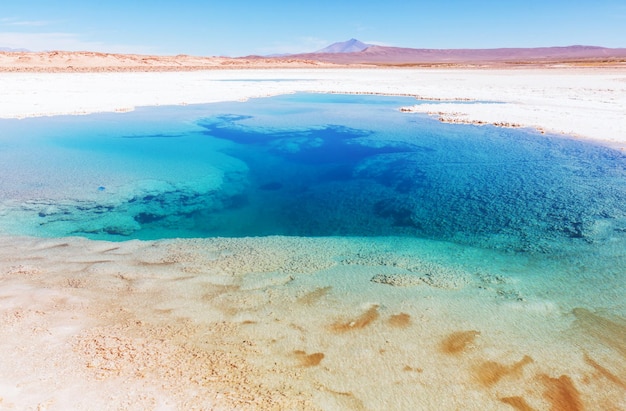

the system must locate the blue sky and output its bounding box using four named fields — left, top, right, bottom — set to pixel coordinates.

left=1, top=0, right=625, bottom=56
